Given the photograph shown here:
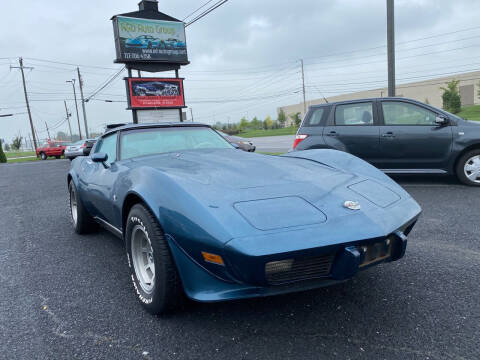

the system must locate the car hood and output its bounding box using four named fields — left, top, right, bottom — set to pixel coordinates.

left=126, top=149, right=407, bottom=239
